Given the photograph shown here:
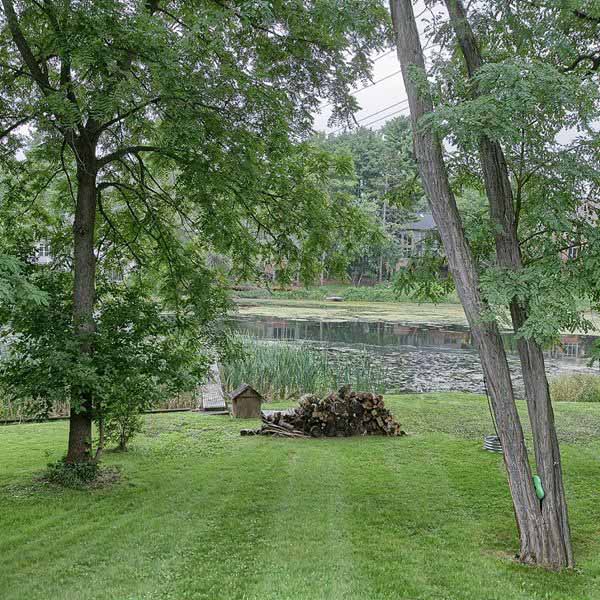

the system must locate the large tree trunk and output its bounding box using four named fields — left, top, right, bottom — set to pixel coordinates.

left=66, top=141, right=98, bottom=463
left=445, top=0, right=573, bottom=568
left=389, top=0, right=549, bottom=565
